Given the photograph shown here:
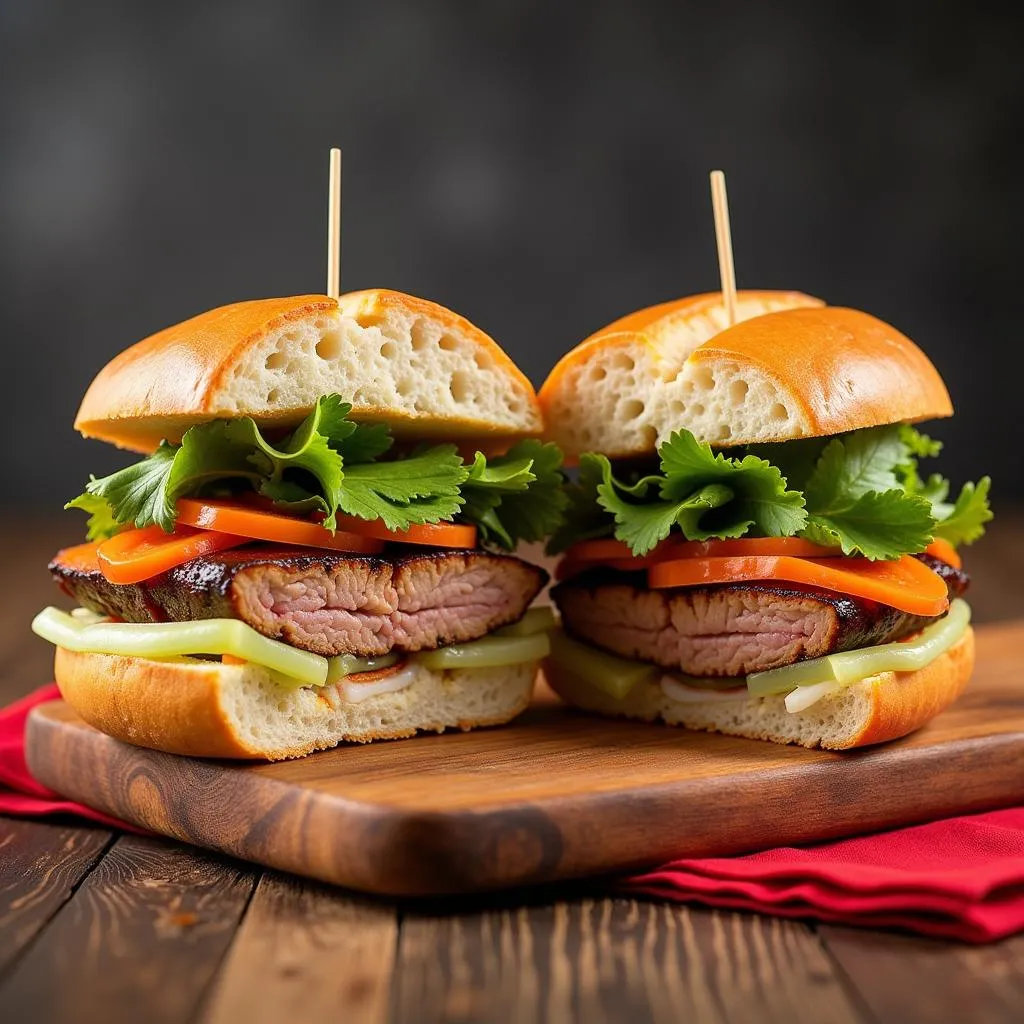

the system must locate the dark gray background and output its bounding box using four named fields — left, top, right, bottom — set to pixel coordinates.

left=1, top=0, right=1021, bottom=512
